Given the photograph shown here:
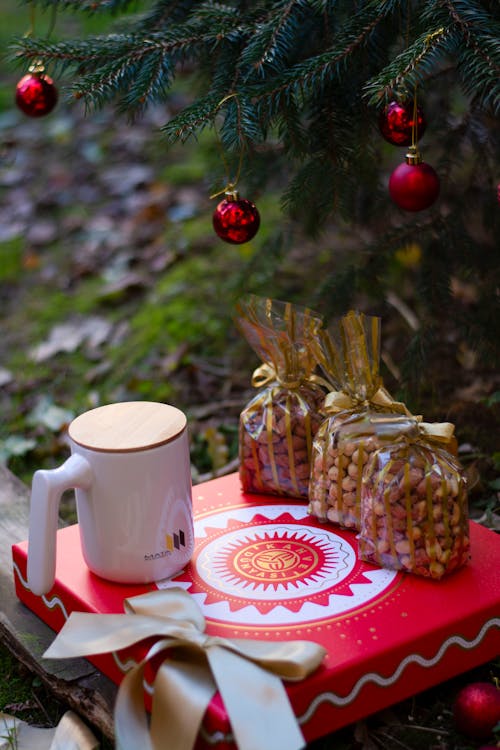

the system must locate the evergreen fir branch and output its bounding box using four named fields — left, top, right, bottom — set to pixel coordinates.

left=312, top=262, right=360, bottom=319
left=399, top=325, right=437, bottom=401
left=11, top=22, right=244, bottom=103
left=424, top=0, right=498, bottom=36
left=455, top=40, right=500, bottom=112
left=137, top=0, right=200, bottom=31
left=249, top=0, right=401, bottom=118
left=117, top=48, right=175, bottom=115
left=219, top=96, right=264, bottom=151
left=70, top=55, right=144, bottom=111
left=276, top=100, right=310, bottom=158
left=21, top=0, right=138, bottom=12
left=422, top=0, right=500, bottom=111
left=9, top=34, right=114, bottom=70
left=194, top=2, right=245, bottom=23
left=363, top=25, right=453, bottom=104
left=281, top=153, right=361, bottom=235
left=237, top=0, right=311, bottom=77
left=162, top=94, right=224, bottom=142
left=307, top=0, right=332, bottom=12
left=206, top=43, right=245, bottom=104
